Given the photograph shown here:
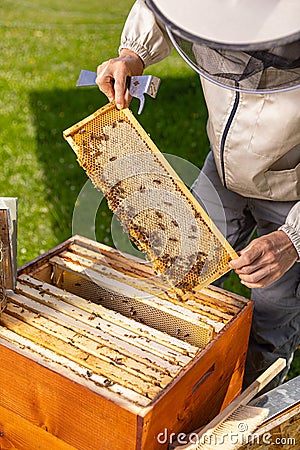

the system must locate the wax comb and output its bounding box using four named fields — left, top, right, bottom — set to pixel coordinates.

left=63, top=104, right=237, bottom=294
